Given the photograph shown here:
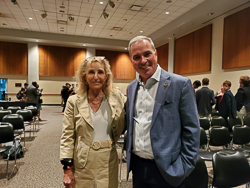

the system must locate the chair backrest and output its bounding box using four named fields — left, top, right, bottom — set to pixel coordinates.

left=211, top=116, right=226, bottom=127
left=209, top=126, right=231, bottom=146
left=16, top=109, right=33, bottom=121
left=211, top=111, right=220, bottom=117
left=25, top=106, right=38, bottom=116
left=0, top=109, right=12, bottom=122
left=212, top=151, right=250, bottom=187
left=0, top=122, right=14, bottom=143
left=243, top=116, right=250, bottom=127
left=7, top=106, right=21, bottom=114
left=228, top=117, right=242, bottom=132
left=184, top=156, right=208, bottom=188
left=2, top=114, right=24, bottom=130
left=200, top=127, right=207, bottom=148
left=199, top=117, right=210, bottom=130
left=232, top=125, right=250, bottom=145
